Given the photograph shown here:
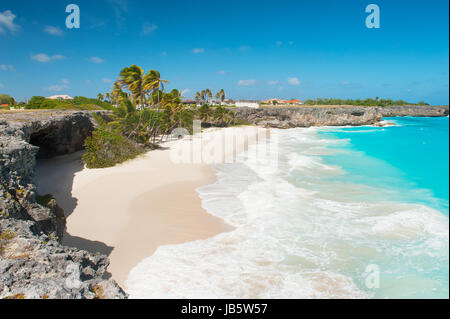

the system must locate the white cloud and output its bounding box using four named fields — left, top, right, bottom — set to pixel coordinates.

left=102, top=78, right=113, bottom=83
left=288, top=77, right=300, bottom=86
left=0, top=83, right=4, bottom=89
left=31, top=53, right=66, bottom=63
left=267, top=80, right=279, bottom=86
left=85, top=80, right=93, bottom=85
left=44, top=25, right=63, bottom=36
left=275, top=41, right=282, bottom=46
left=46, top=84, right=69, bottom=92
left=107, top=0, right=128, bottom=29
left=191, top=48, right=205, bottom=54
left=88, top=56, right=104, bottom=63
left=0, top=64, right=14, bottom=71
left=161, top=51, right=167, bottom=56
left=288, top=41, right=294, bottom=45
left=341, top=81, right=351, bottom=86
left=141, top=22, right=158, bottom=35
left=216, top=70, right=226, bottom=75
left=238, top=79, right=256, bottom=87
left=239, top=45, right=250, bottom=51
left=46, top=78, right=71, bottom=91
left=0, top=10, right=20, bottom=34
left=52, top=54, right=66, bottom=60
left=181, top=89, right=190, bottom=95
